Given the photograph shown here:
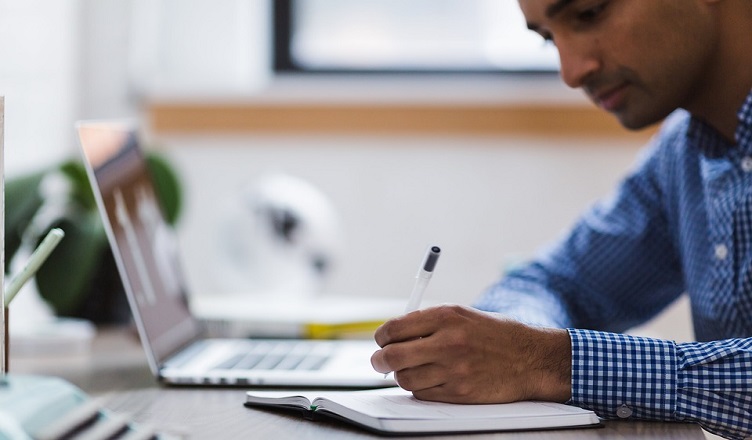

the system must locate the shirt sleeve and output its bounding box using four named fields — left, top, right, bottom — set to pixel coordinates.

left=569, top=329, right=752, bottom=440
left=474, top=139, right=685, bottom=332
